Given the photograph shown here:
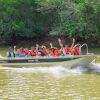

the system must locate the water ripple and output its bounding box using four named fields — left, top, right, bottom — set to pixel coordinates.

left=0, top=64, right=100, bottom=99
